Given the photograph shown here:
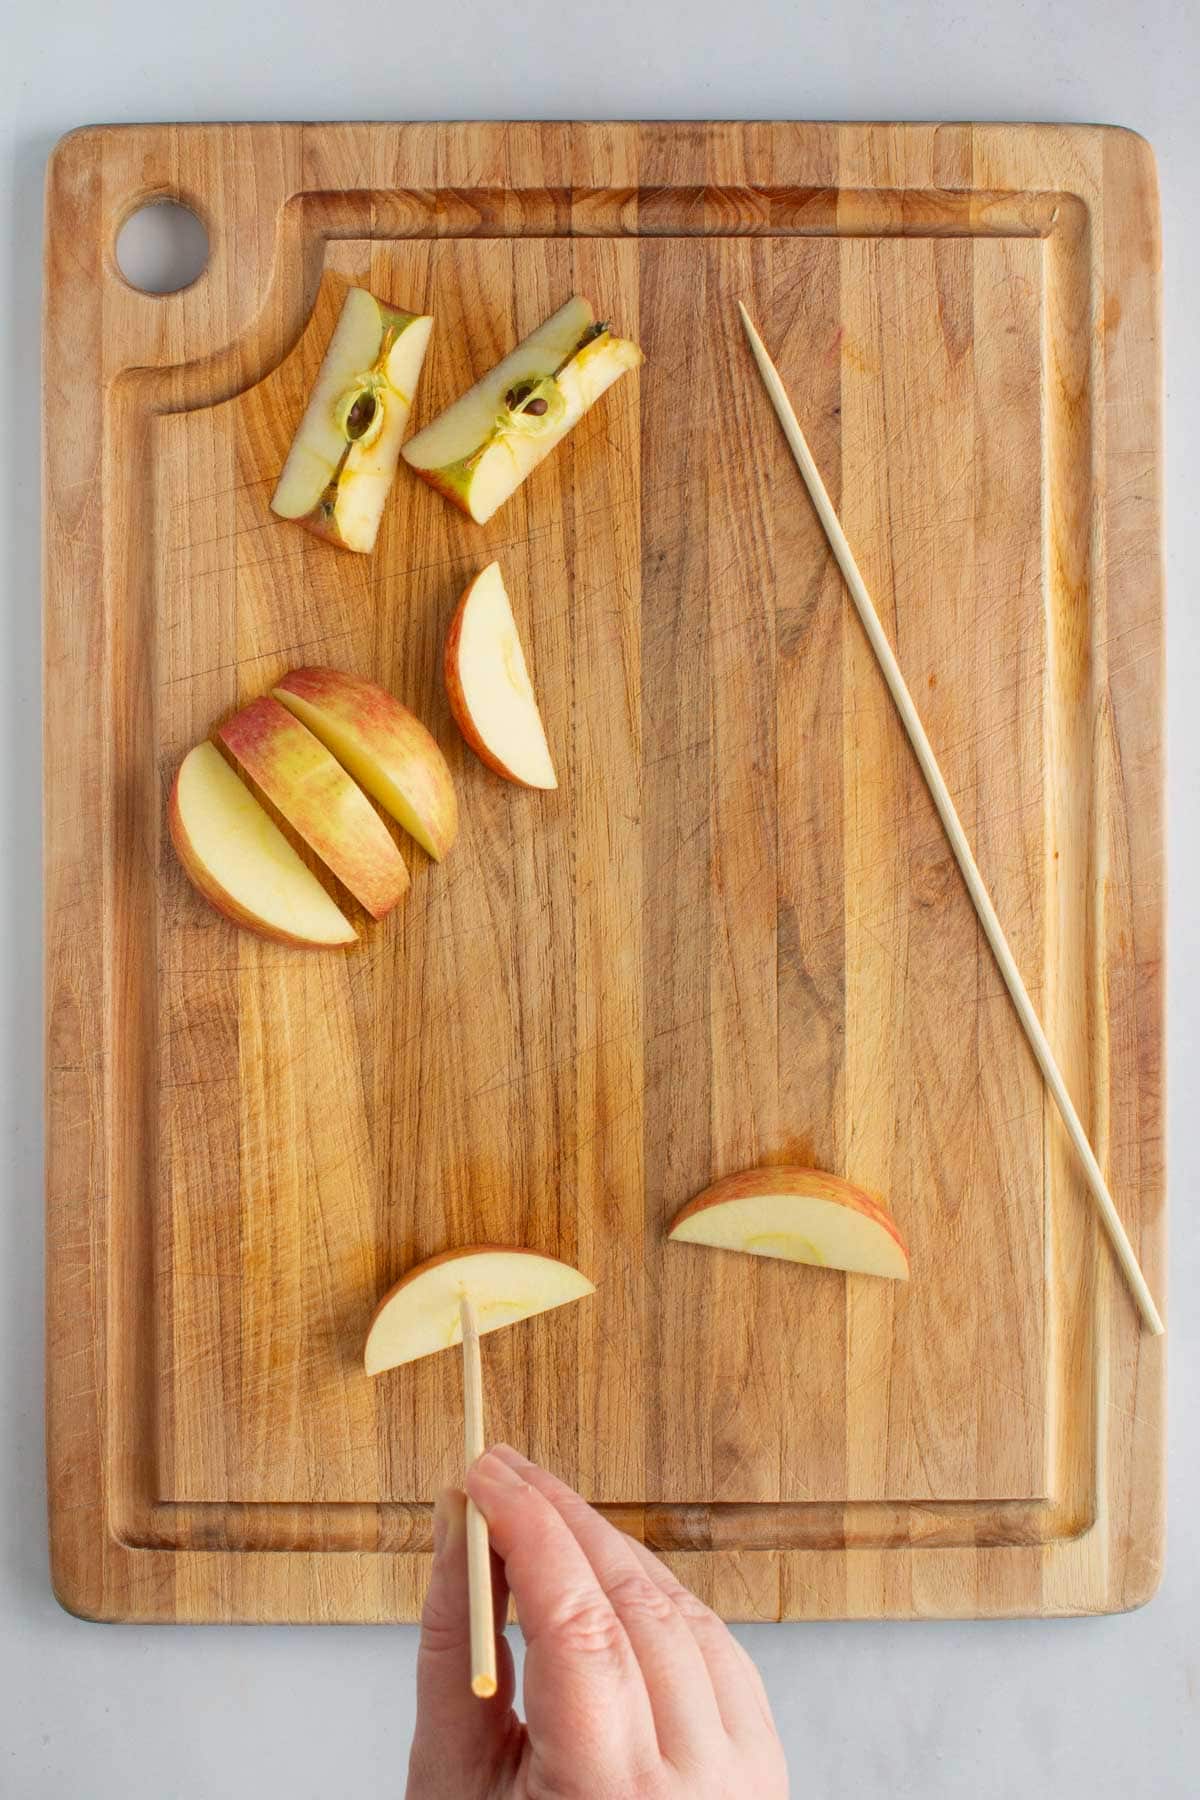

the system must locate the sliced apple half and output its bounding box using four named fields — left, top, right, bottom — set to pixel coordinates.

left=445, top=562, right=557, bottom=789
left=169, top=741, right=357, bottom=948
left=364, top=1246, right=595, bottom=1376
left=271, top=285, right=434, bottom=554
left=402, top=295, right=642, bottom=524
left=217, top=696, right=409, bottom=920
left=273, top=667, right=458, bottom=861
left=669, top=1167, right=910, bottom=1280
